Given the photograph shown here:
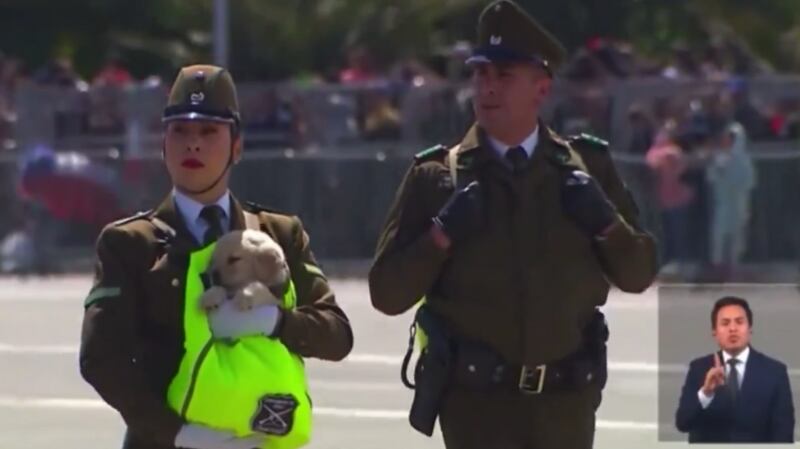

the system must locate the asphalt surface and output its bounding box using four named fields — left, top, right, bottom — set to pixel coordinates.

left=0, top=277, right=797, bottom=449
